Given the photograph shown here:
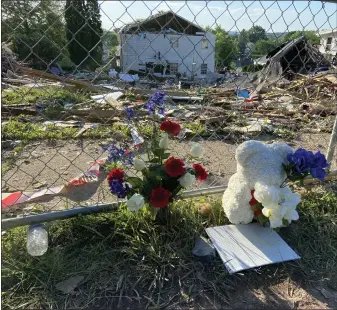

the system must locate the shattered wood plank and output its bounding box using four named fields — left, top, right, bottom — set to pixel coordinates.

left=2, top=78, right=34, bottom=85
left=2, top=106, right=38, bottom=116
left=20, top=67, right=107, bottom=92
left=199, top=116, right=228, bottom=124
left=131, top=88, right=194, bottom=97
